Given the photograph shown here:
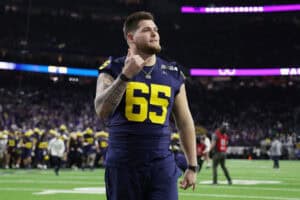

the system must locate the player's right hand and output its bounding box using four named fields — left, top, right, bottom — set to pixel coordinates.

left=122, top=48, right=151, bottom=79
left=180, top=169, right=197, bottom=191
